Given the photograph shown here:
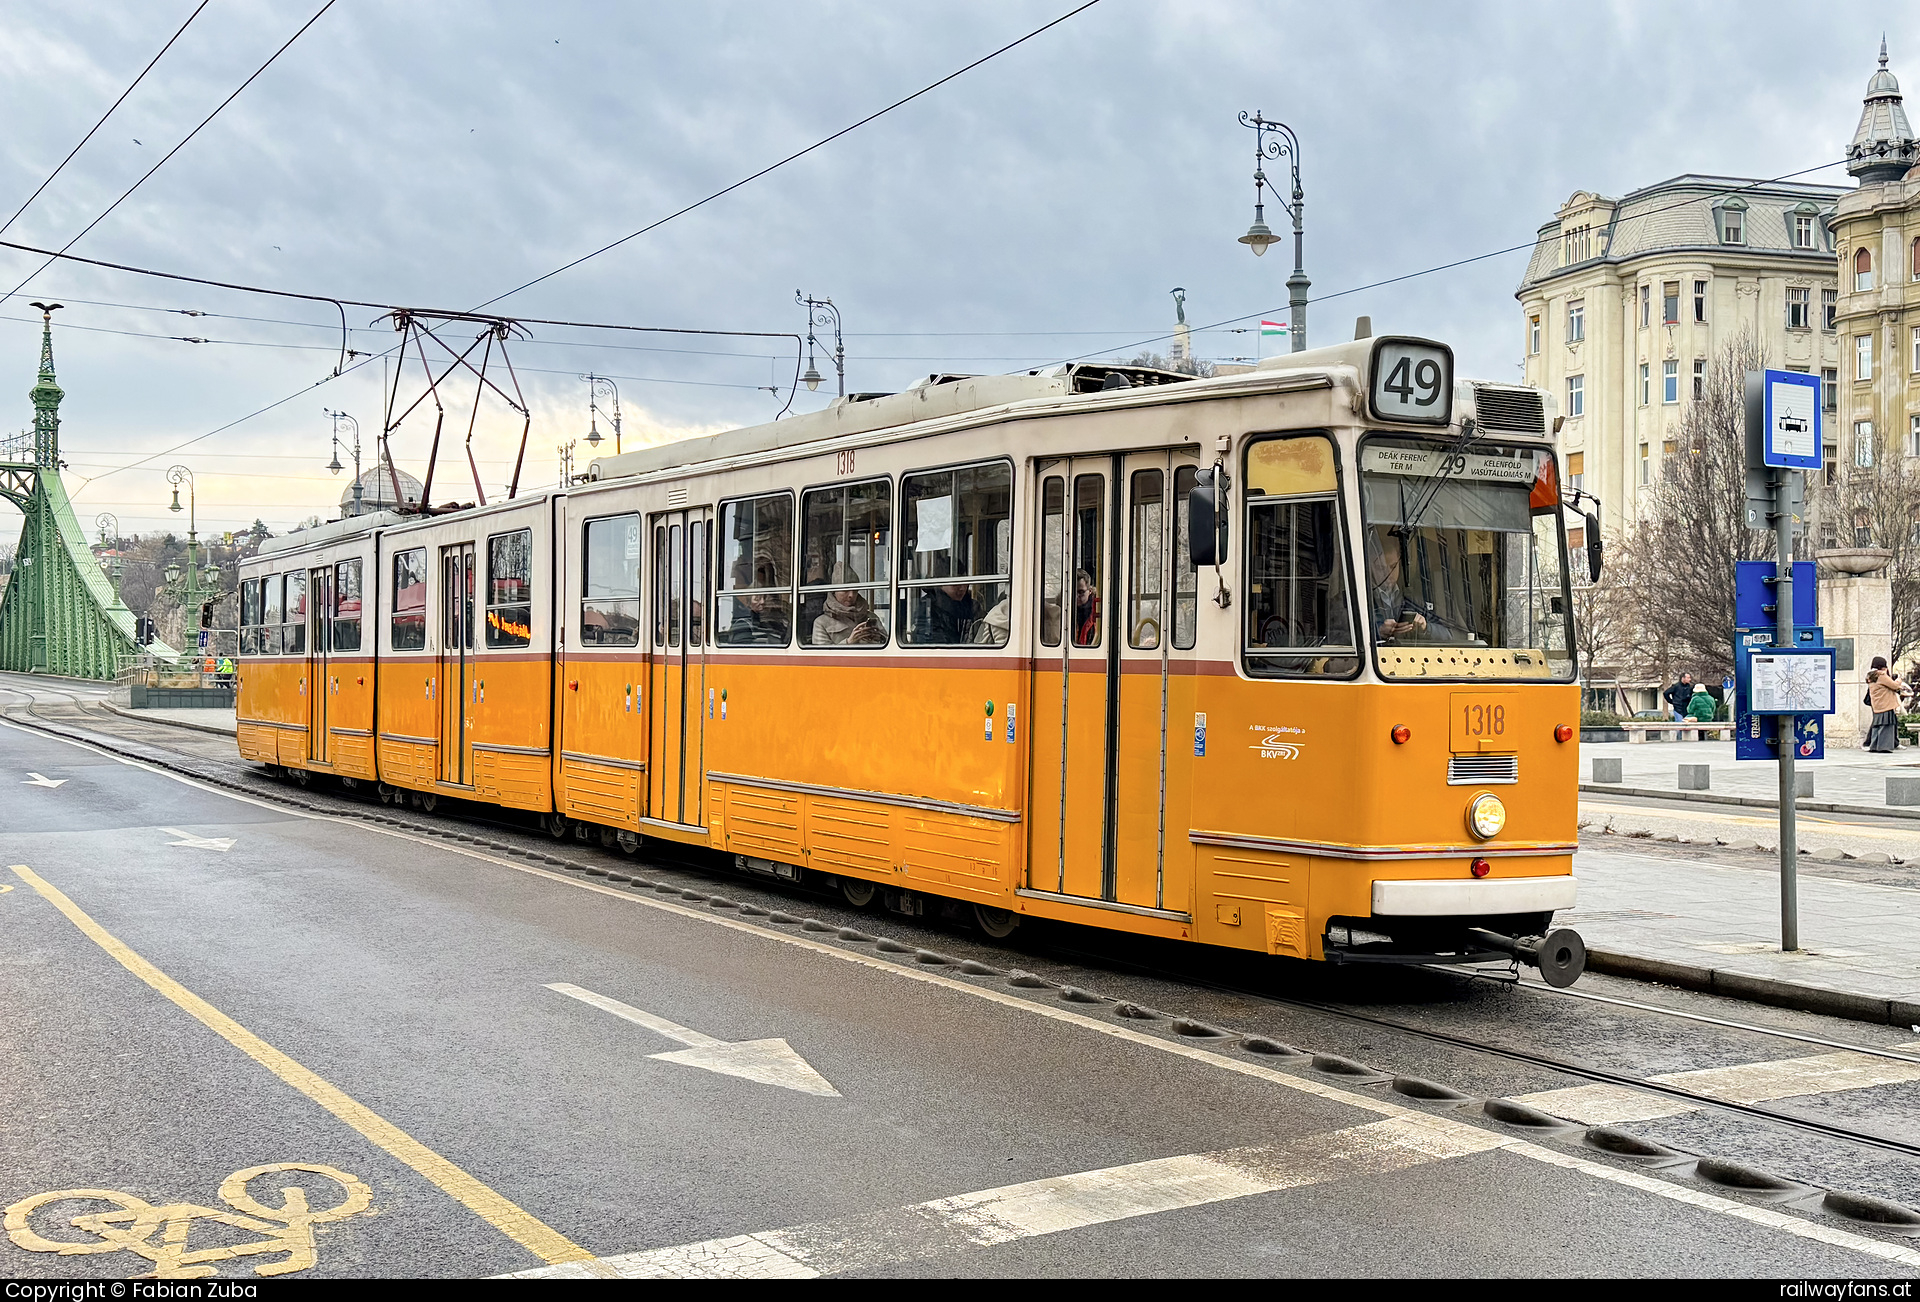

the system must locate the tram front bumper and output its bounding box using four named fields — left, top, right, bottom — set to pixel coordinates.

left=1370, top=874, right=1577, bottom=917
